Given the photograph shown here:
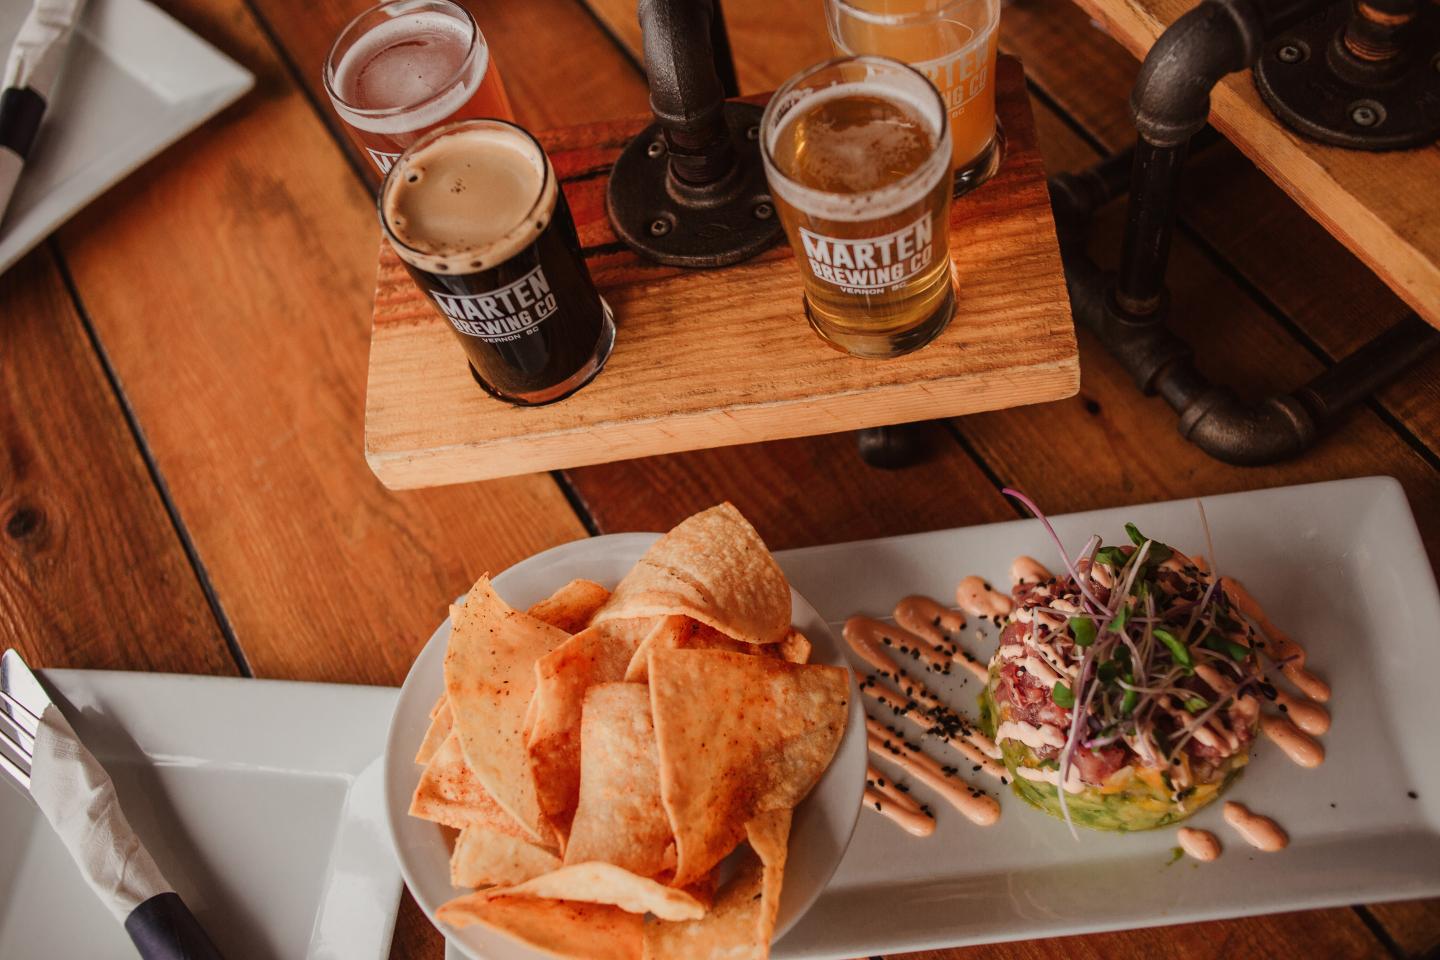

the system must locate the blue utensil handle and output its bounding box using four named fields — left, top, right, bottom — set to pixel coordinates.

left=124, top=892, right=225, bottom=960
